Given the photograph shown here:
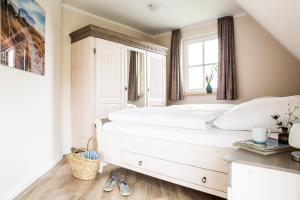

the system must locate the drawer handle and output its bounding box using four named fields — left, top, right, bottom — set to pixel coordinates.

left=202, top=177, right=207, bottom=184
left=138, top=161, right=143, bottom=166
